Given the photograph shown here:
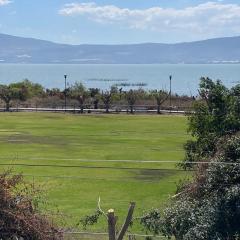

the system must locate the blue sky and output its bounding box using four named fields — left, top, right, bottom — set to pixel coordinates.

left=0, top=0, right=240, bottom=44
